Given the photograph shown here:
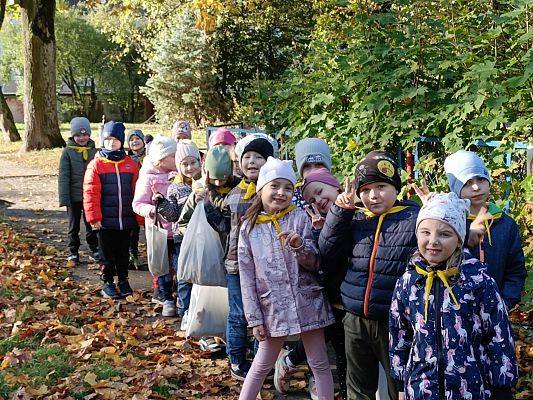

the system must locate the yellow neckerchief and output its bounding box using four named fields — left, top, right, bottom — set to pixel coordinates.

left=68, top=145, right=92, bottom=161
left=256, top=204, right=297, bottom=244
left=172, top=174, right=193, bottom=186
left=216, top=186, right=232, bottom=195
left=415, top=264, right=460, bottom=322
left=467, top=203, right=502, bottom=246
left=237, top=180, right=257, bottom=200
